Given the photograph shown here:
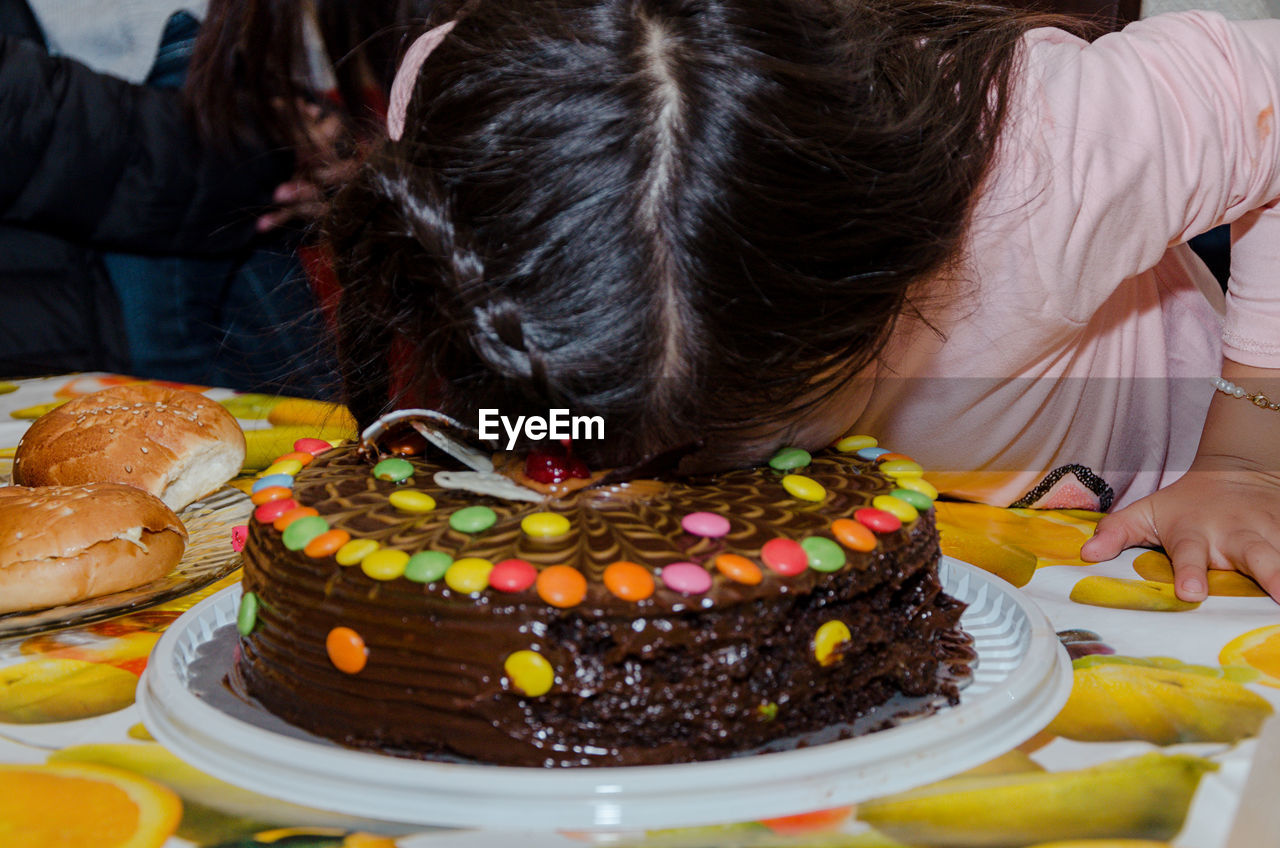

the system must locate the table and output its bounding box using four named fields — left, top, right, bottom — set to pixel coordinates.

left=1, top=373, right=1277, bottom=848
